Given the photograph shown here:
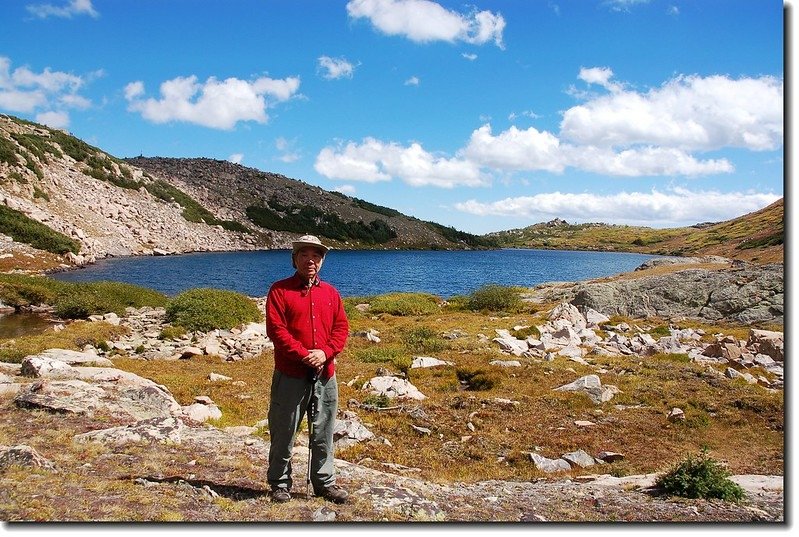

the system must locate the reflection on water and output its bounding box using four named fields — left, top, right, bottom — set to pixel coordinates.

left=0, top=313, right=54, bottom=339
